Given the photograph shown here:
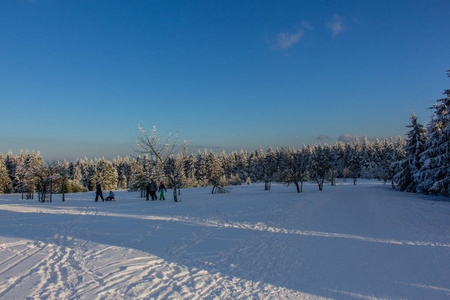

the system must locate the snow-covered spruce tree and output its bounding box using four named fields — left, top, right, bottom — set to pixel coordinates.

left=9, top=150, right=27, bottom=193
left=348, top=140, right=362, bottom=185
left=184, top=153, right=198, bottom=187
left=392, top=114, right=427, bottom=192
left=229, top=173, right=242, bottom=185
left=415, top=72, right=450, bottom=195
left=0, top=154, right=12, bottom=193
left=249, top=148, right=265, bottom=183
left=78, top=158, right=96, bottom=191
left=129, top=163, right=150, bottom=196
left=332, top=141, right=346, bottom=180
left=262, top=147, right=278, bottom=190
left=389, top=138, right=406, bottom=188
left=206, top=150, right=225, bottom=194
left=21, top=151, right=45, bottom=200
left=92, top=159, right=118, bottom=191
left=310, top=144, right=332, bottom=191
left=4, top=151, right=18, bottom=193
left=278, top=148, right=301, bottom=193
left=194, top=149, right=208, bottom=187
left=375, top=139, right=397, bottom=184
left=117, top=171, right=128, bottom=190
left=236, top=150, right=250, bottom=182
left=360, top=137, right=376, bottom=179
